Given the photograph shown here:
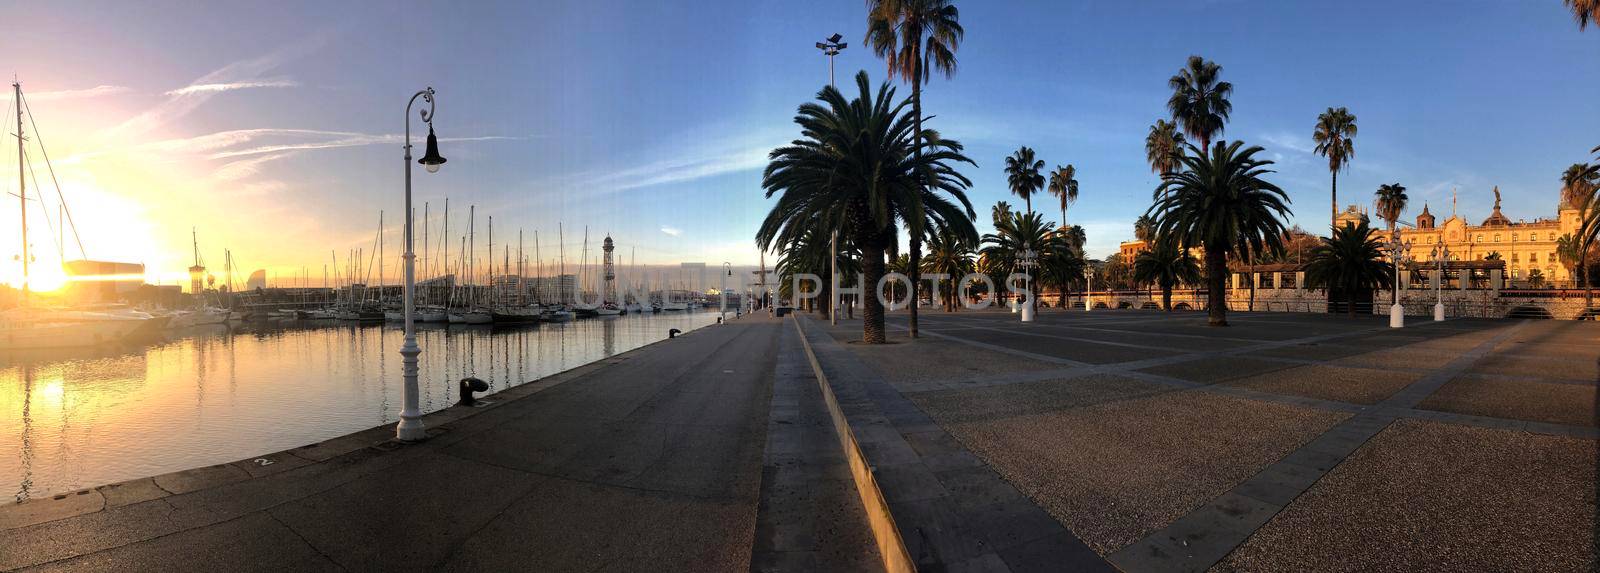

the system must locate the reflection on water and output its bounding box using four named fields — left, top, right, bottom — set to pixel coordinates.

left=0, top=312, right=721, bottom=501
